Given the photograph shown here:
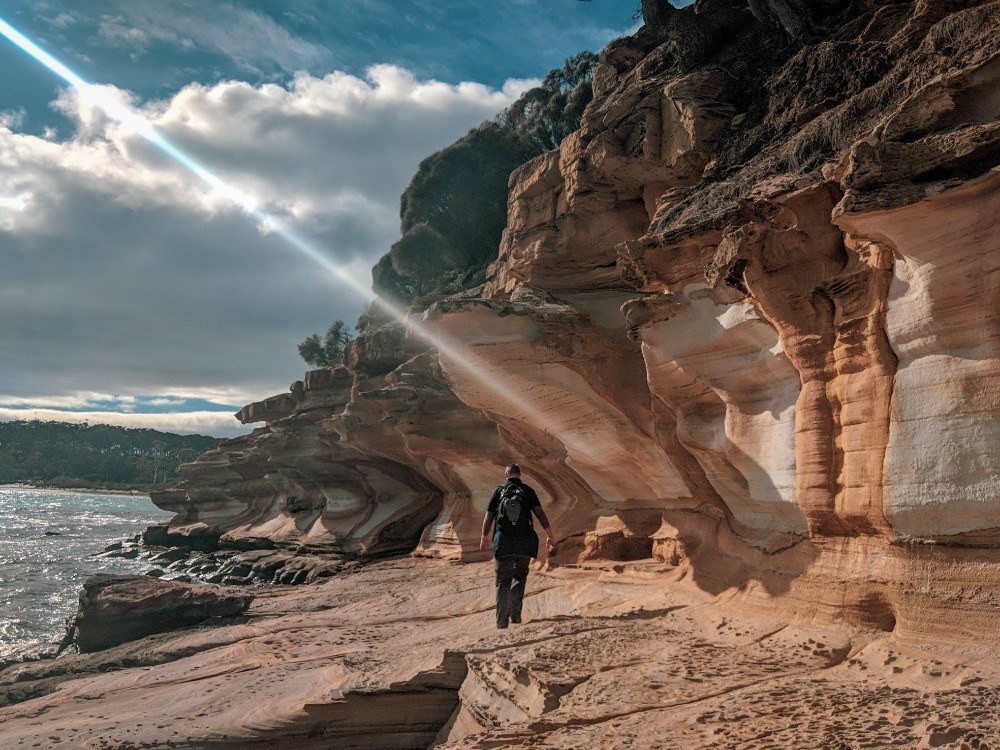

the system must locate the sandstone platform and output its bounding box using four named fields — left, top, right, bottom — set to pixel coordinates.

left=1, top=557, right=997, bottom=749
